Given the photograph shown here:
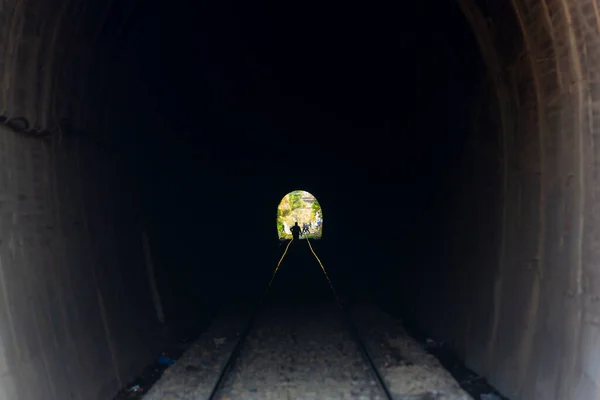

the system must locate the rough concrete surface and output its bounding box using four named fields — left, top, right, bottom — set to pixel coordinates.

left=412, top=1, right=600, bottom=399
left=0, top=125, right=160, bottom=400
